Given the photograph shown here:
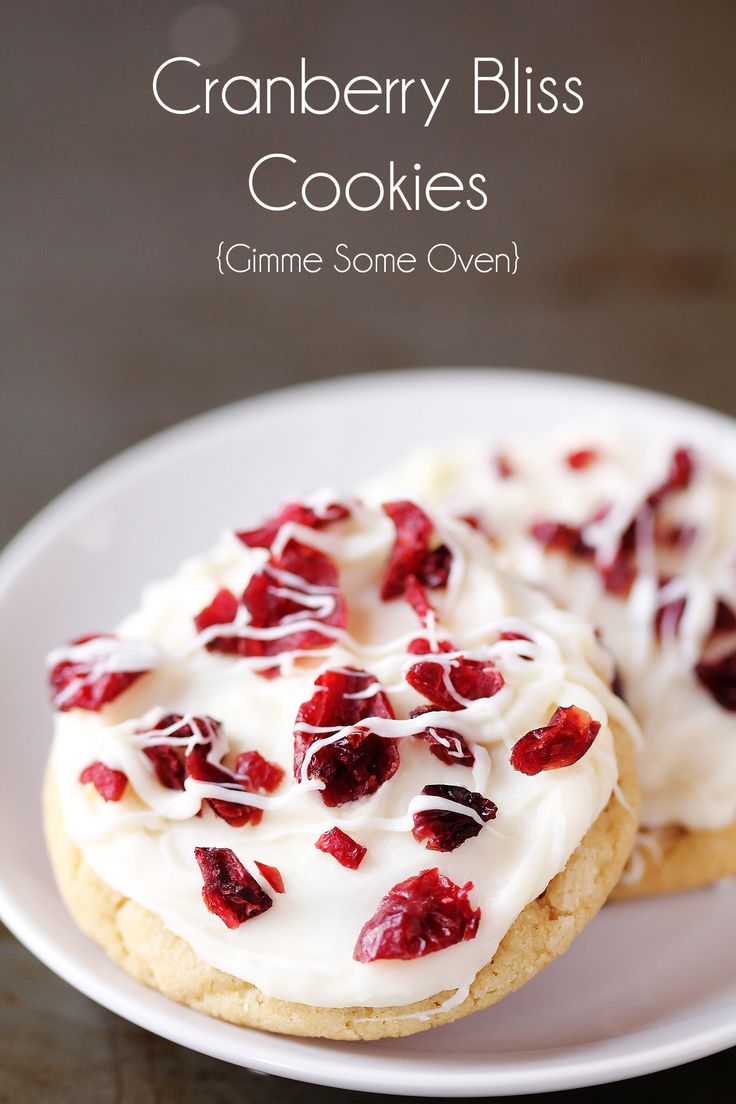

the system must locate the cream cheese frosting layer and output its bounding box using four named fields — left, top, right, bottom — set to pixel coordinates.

left=363, top=429, right=736, bottom=834
left=50, top=498, right=626, bottom=1009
